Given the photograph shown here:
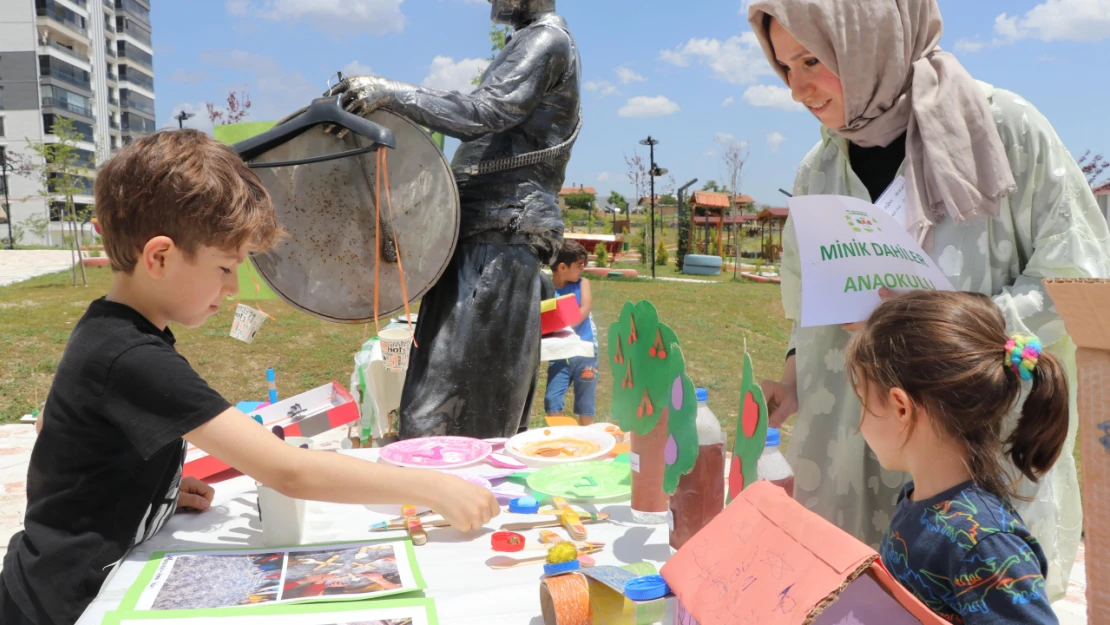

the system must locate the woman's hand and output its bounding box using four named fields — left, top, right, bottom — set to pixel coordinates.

left=761, top=354, right=799, bottom=429
left=176, top=477, right=215, bottom=512
left=427, top=474, right=501, bottom=533
left=841, top=288, right=900, bottom=332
